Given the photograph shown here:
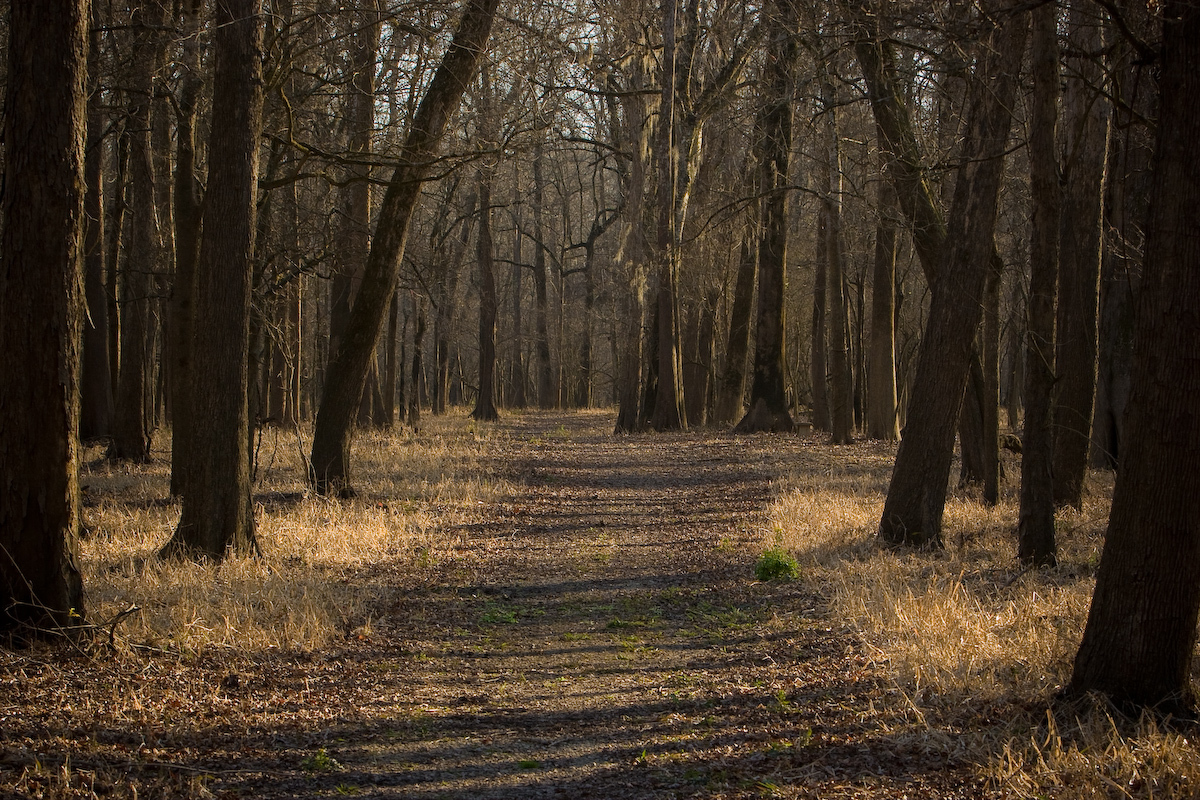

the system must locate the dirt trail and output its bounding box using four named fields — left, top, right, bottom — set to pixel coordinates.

left=222, top=411, right=983, bottom=799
